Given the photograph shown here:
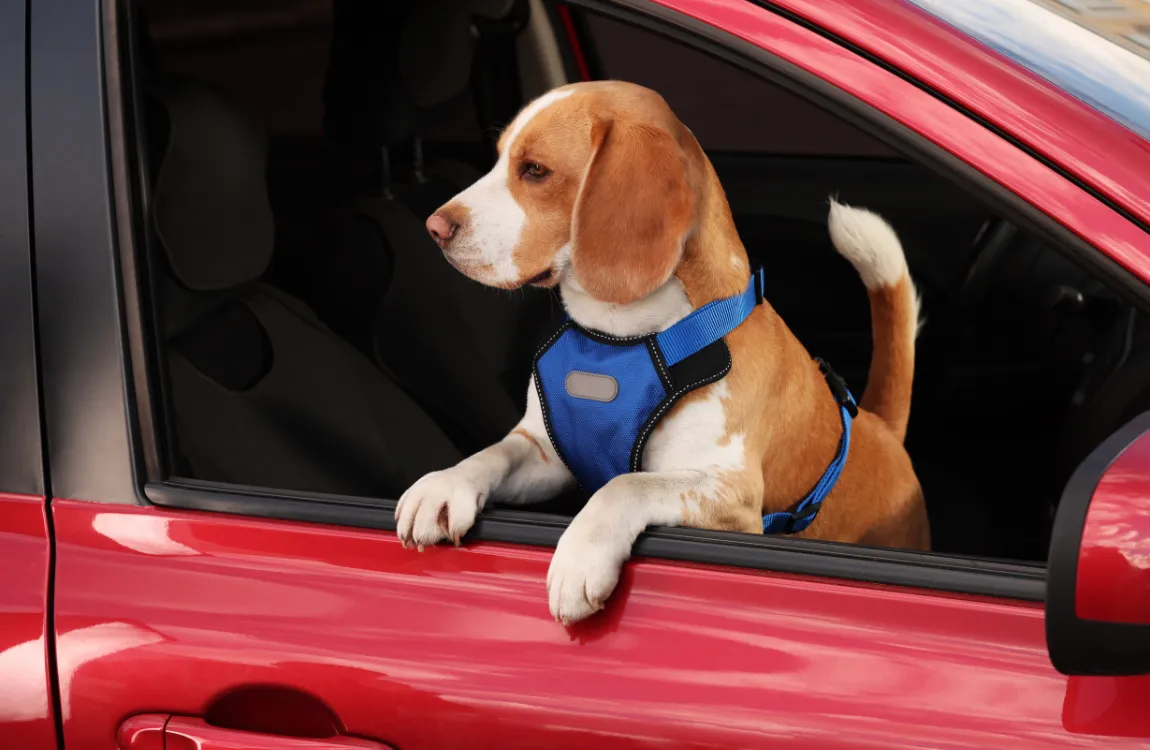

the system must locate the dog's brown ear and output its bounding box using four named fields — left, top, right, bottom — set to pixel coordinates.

left=572, top=118, right=695, bottom=304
